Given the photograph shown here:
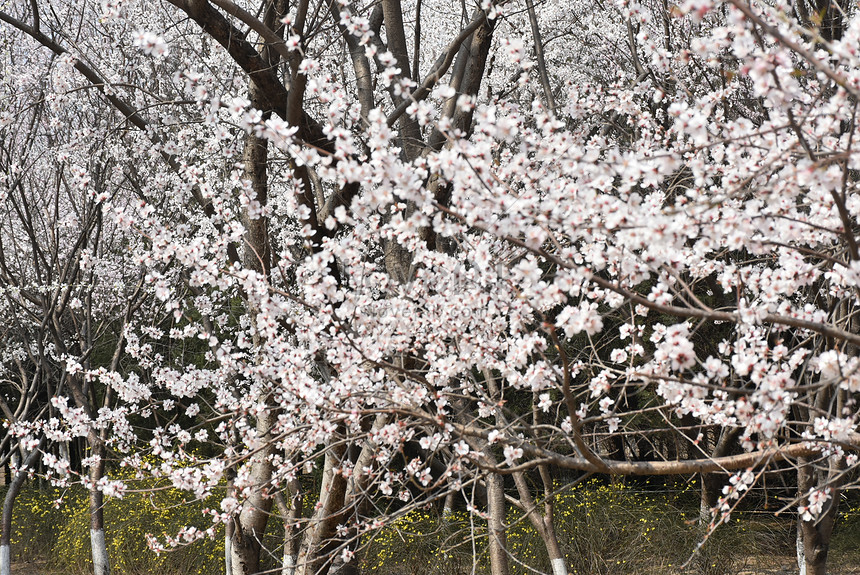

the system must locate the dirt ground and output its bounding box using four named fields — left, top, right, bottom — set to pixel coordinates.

left=10, top=560, right=49, bottom=575
left=735, top=555, right=860, bottom=575
left=10, top=557, right=860, bottom=575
